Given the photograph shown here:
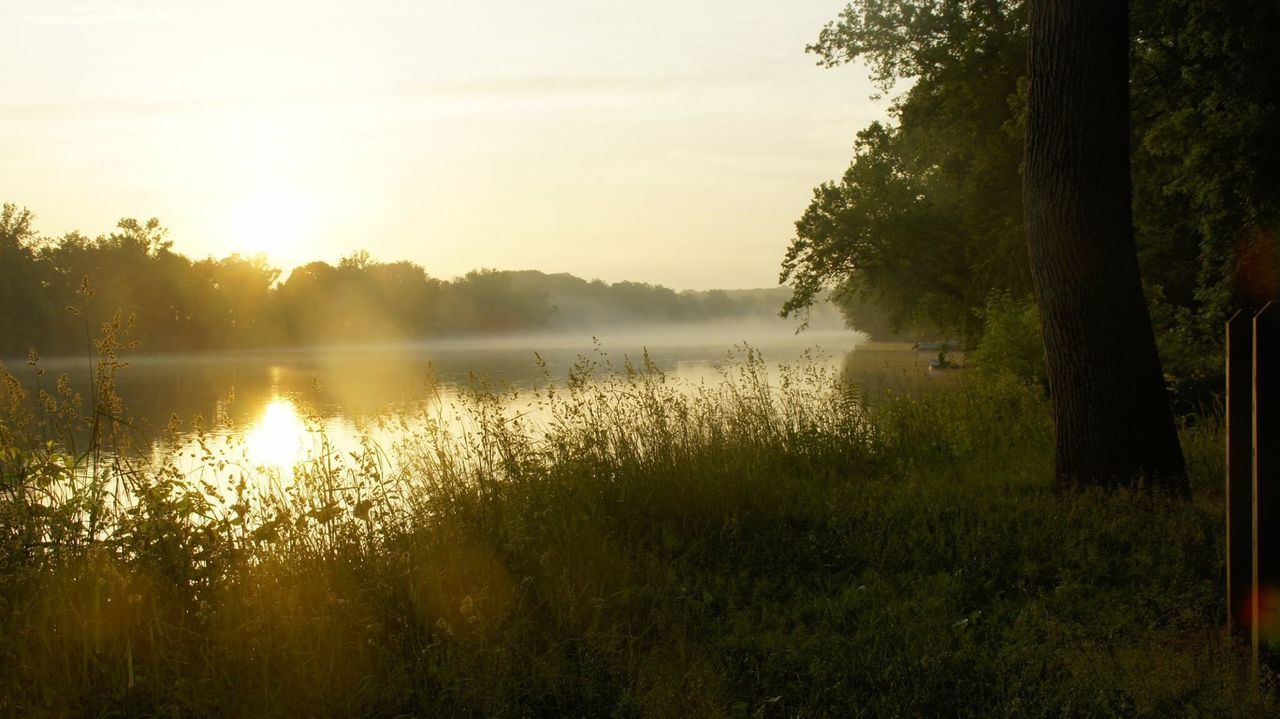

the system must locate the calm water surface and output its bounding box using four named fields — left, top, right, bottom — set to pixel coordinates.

left=9, top=331, right=956, bottom=488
